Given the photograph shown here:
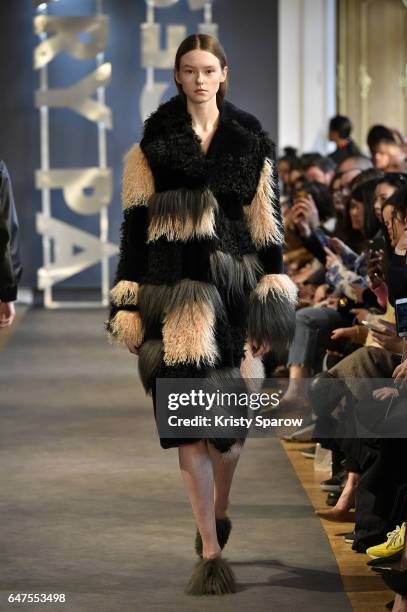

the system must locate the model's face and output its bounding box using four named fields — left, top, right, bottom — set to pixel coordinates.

left=374, top=182, right=395, bottom=221
left=382, top=204, right=405, bottom=247
left=175, top=50, right=227, bottom=105
left=349, top=198, right=364, bottom=231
